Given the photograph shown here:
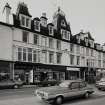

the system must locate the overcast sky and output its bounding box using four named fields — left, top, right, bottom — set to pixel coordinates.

left=0, top=0, right=105, bottom=44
